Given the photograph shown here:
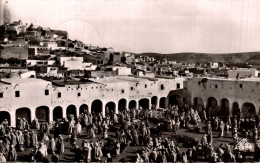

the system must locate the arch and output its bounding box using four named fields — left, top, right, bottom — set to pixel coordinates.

left=66, top=105, right=77, bottom=118
left=16, top=107, right=31, bottom=122
left=139, top=98, right=149, bottom=110
left=91, top=100, right=103, bottom=115
left=219, top=98, right=230, bottom=117
left=168, top=95, right=182, bottom=106
left=79, top=104, right=89, bottom=114
left=232, top=102, right=240, bottom=118
left=53, top=106, right=63, bottom=121
left=207, top=97, right=218, bottom=108
left=0, top=111, right=10, bottom=125
left=118, top=99, right=127, bottom=112
left=159, top=97, right=166, bottom=108
left=105, top=102, right=116, bottom=115
left=129, top=100, right=137, bottom=109
left=151, top=96, right=158, bottom=105
left=242, top=102, right=256, bottom=119
left=36, top=106, right=49, bottom=122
